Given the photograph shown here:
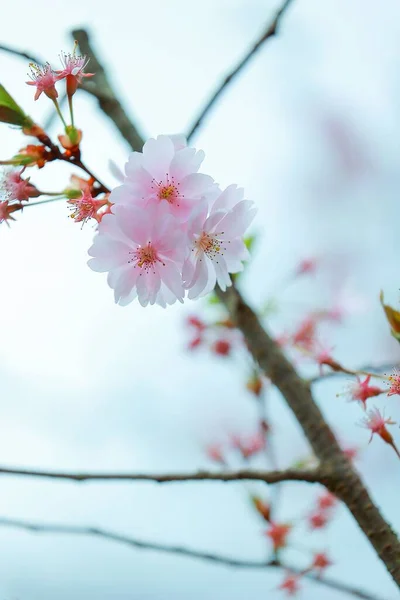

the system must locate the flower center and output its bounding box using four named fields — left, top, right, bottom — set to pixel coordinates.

left=195, top=232, right=222, bottom=258
left=129, top=242, right=164, bottom=272
left=159, top=185, right=176, bottom=201
left=151, top=175, right=182, bottom=206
